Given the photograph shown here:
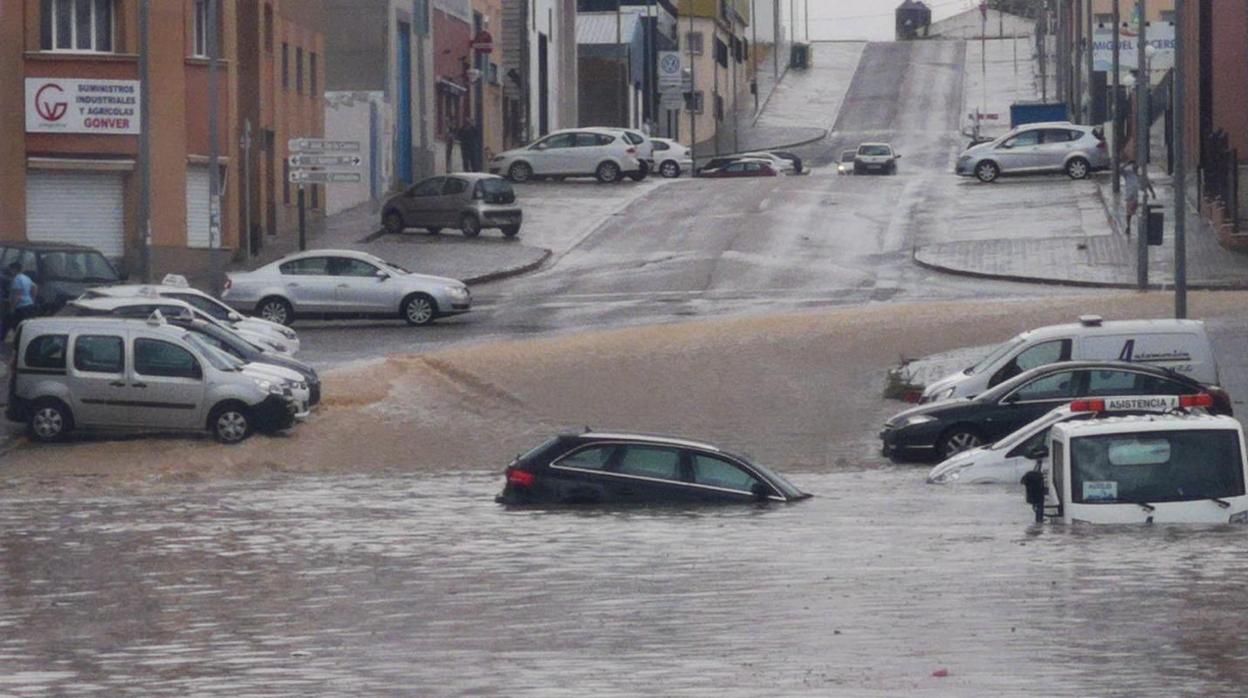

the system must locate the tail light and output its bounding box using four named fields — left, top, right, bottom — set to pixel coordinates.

left=506, top=467, right=535, bottom=487
left=1180, top=393, right=1214, bottom=409
left=626, top=147, right=637, bottom=155
left=1096, top=141, right=1107, bottom=150
left=1070, top=399, right=1105, bottom=413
